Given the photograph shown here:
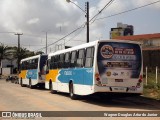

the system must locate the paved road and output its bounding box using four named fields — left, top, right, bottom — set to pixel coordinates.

left=0, top=79, right=160, bottom=120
